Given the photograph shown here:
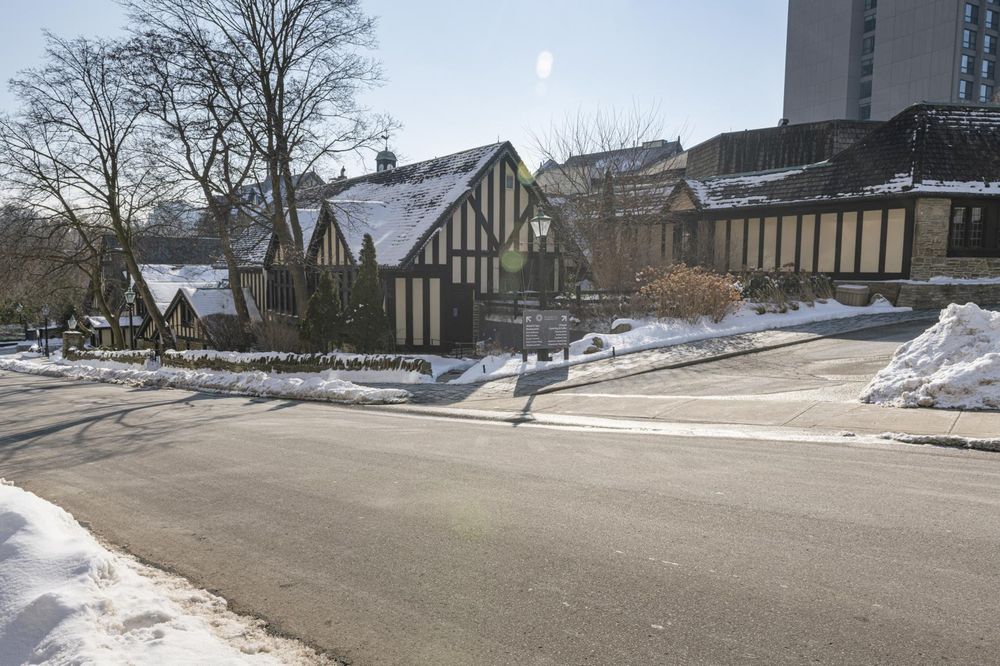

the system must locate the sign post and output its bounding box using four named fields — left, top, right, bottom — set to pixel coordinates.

left=522, top=309, right=570, bottom=362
